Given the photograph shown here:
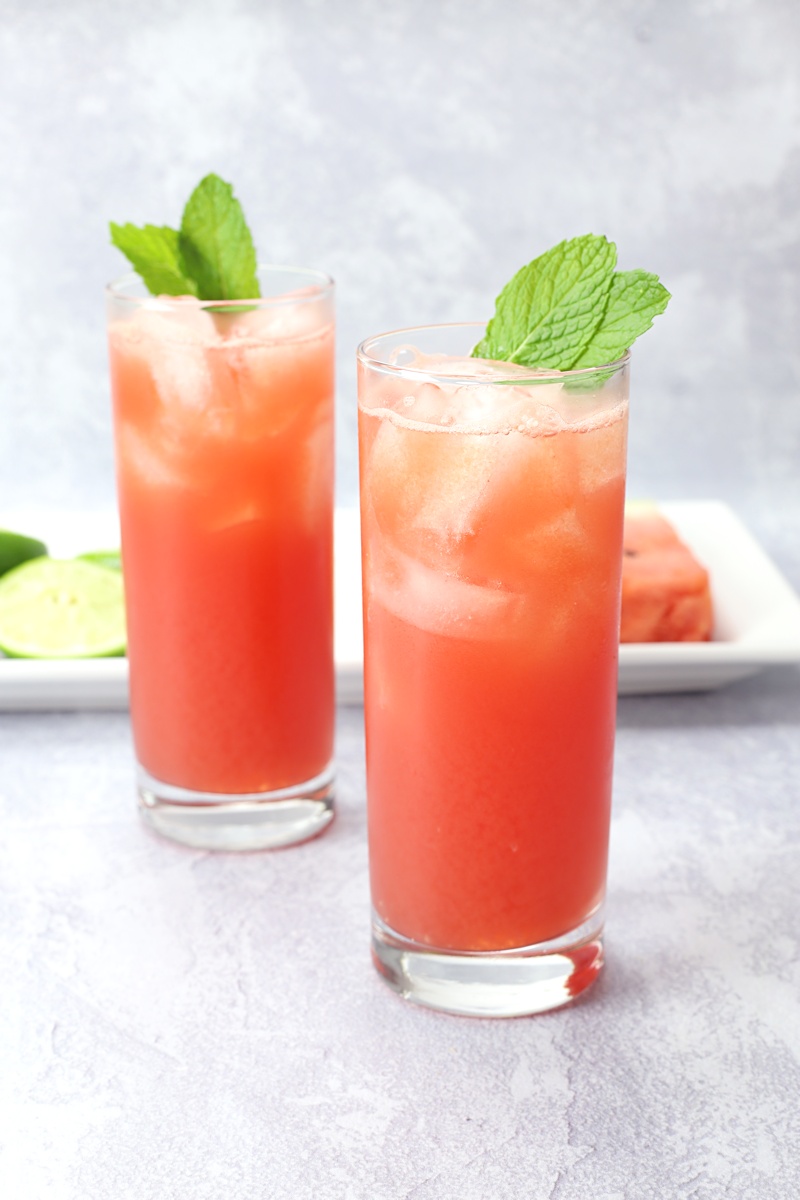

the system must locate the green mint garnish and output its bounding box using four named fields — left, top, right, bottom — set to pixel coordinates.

left=473, top=234, right=670, bottom=370
left=109, top=224, right=196, bottom=297
left=473, top=234, right=617, bottom=369
left=110, top=173, right=260, bottom=302
left=570, top=269, right=670, bottom=368
left=179, top=175, right=259, bottom=301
